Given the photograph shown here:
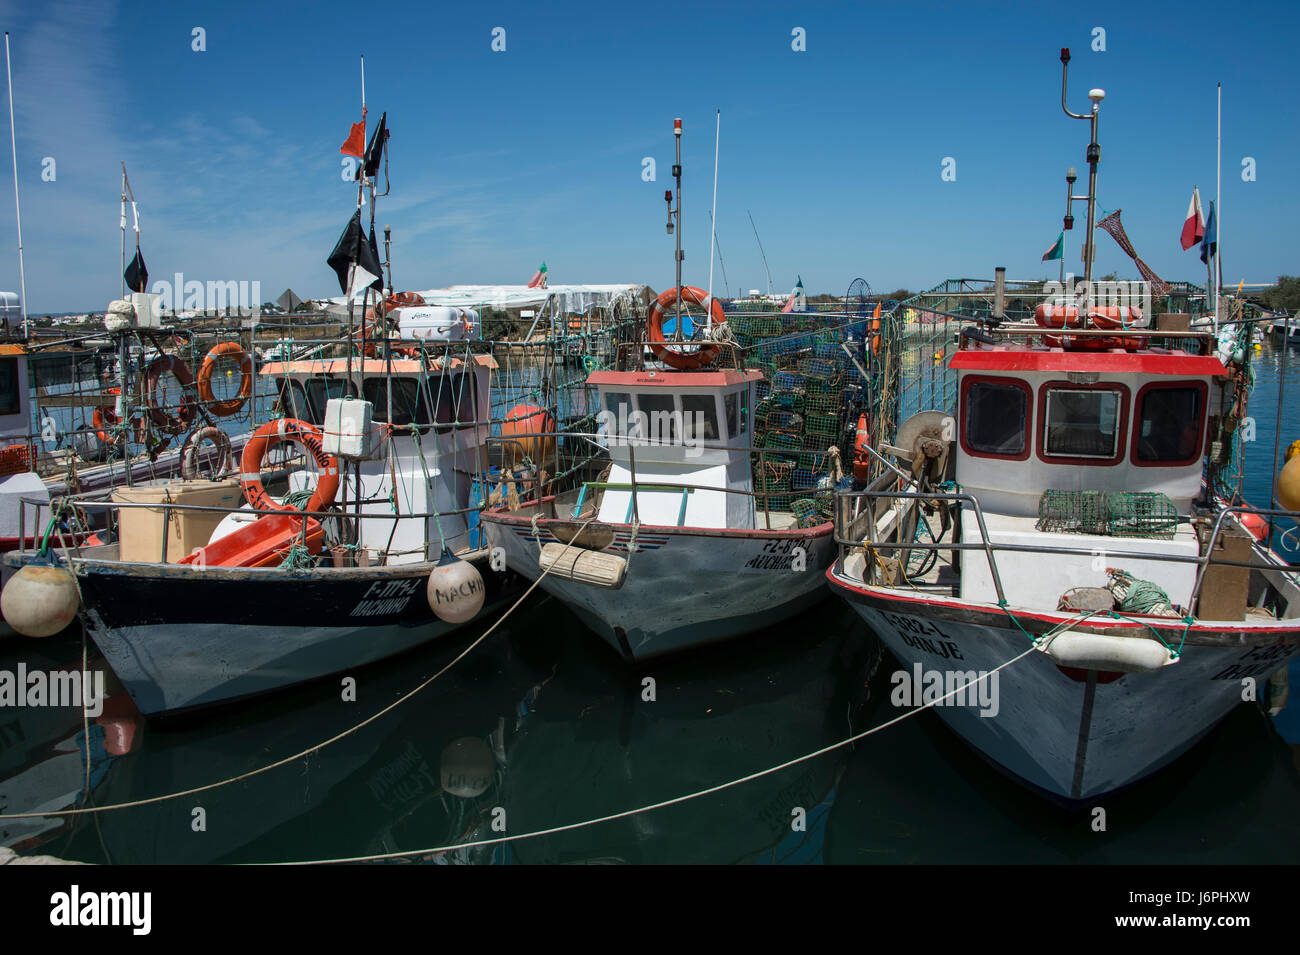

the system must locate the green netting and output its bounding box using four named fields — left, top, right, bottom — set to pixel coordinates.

left=791, top=498, right=821, bottom=528
left=1036, top=489, right=1178, bottom=539
left=1107, top=491, right=1179, bottom=539
left=764, top=410, right=803, bottom=432
left=1037, top=489, right=1109, bottom=535
left=805, top=412, right=839, bottom=438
